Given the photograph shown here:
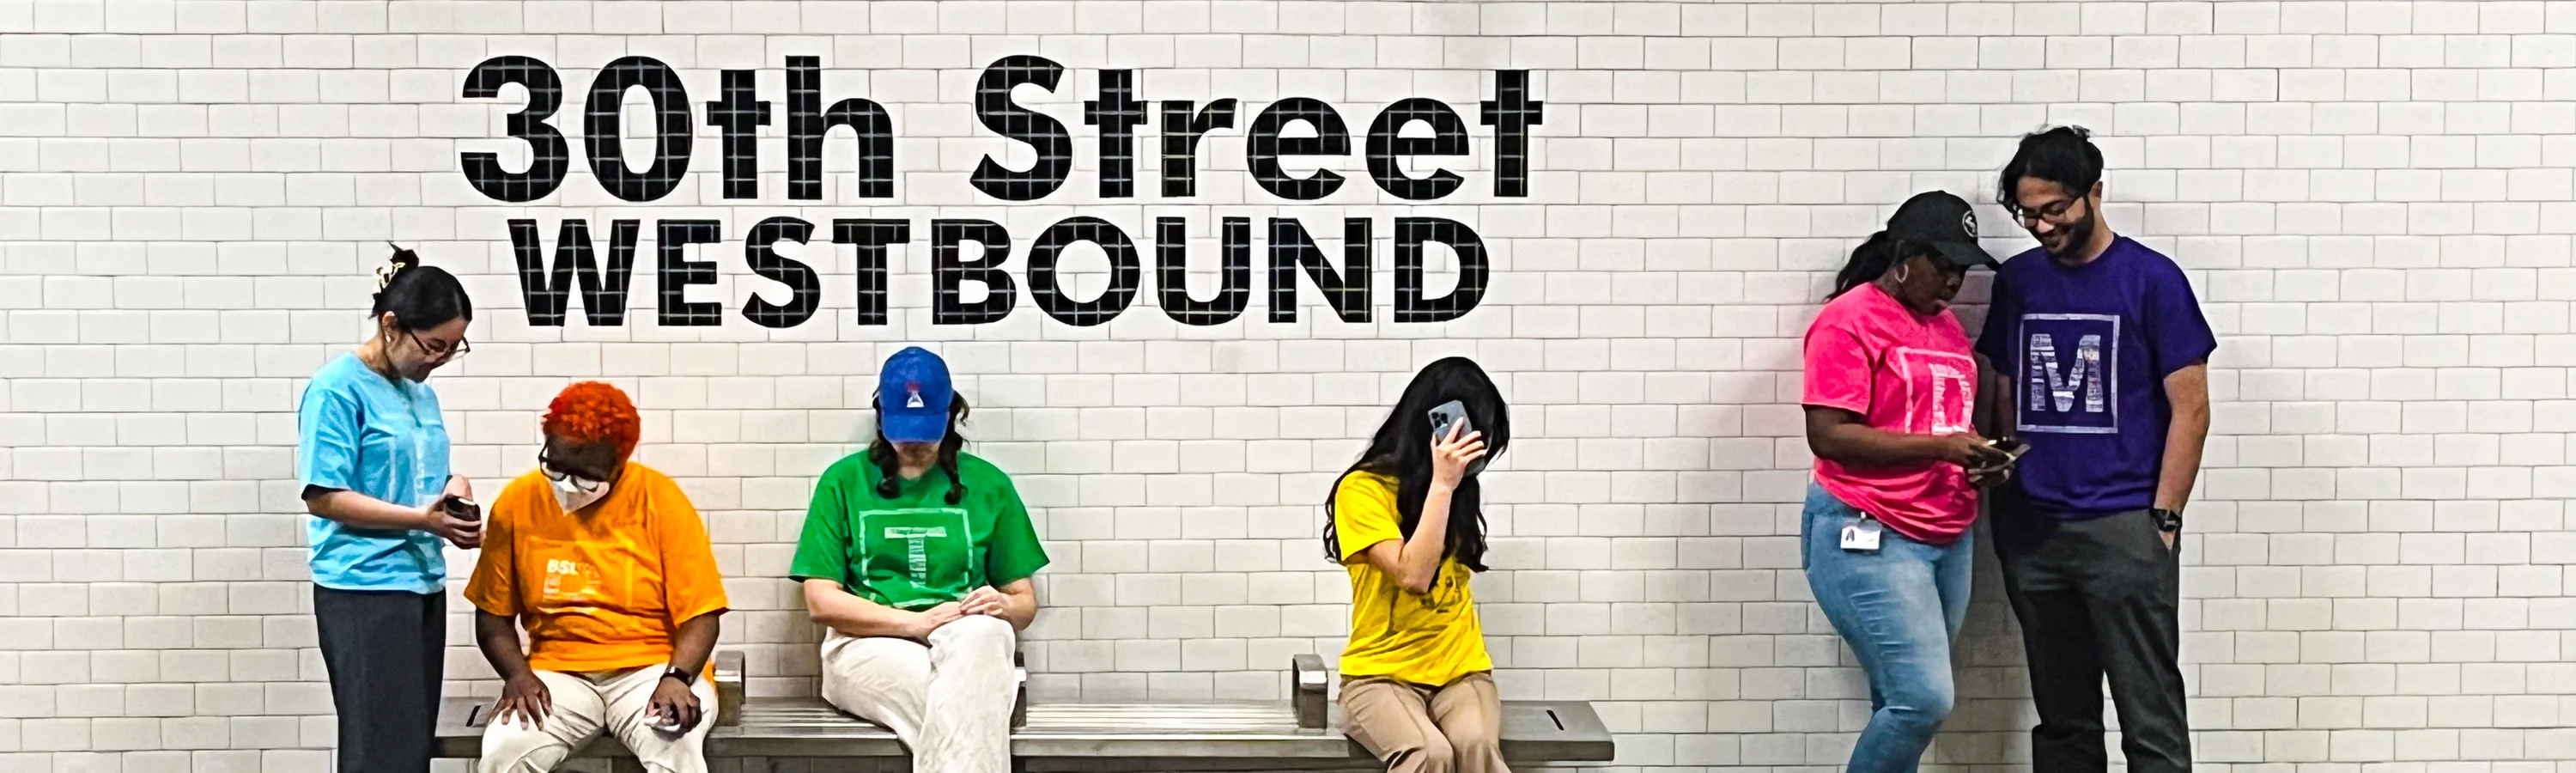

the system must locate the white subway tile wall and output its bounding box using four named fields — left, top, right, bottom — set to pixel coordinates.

left=4, top=1, right=2576, bottom=771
